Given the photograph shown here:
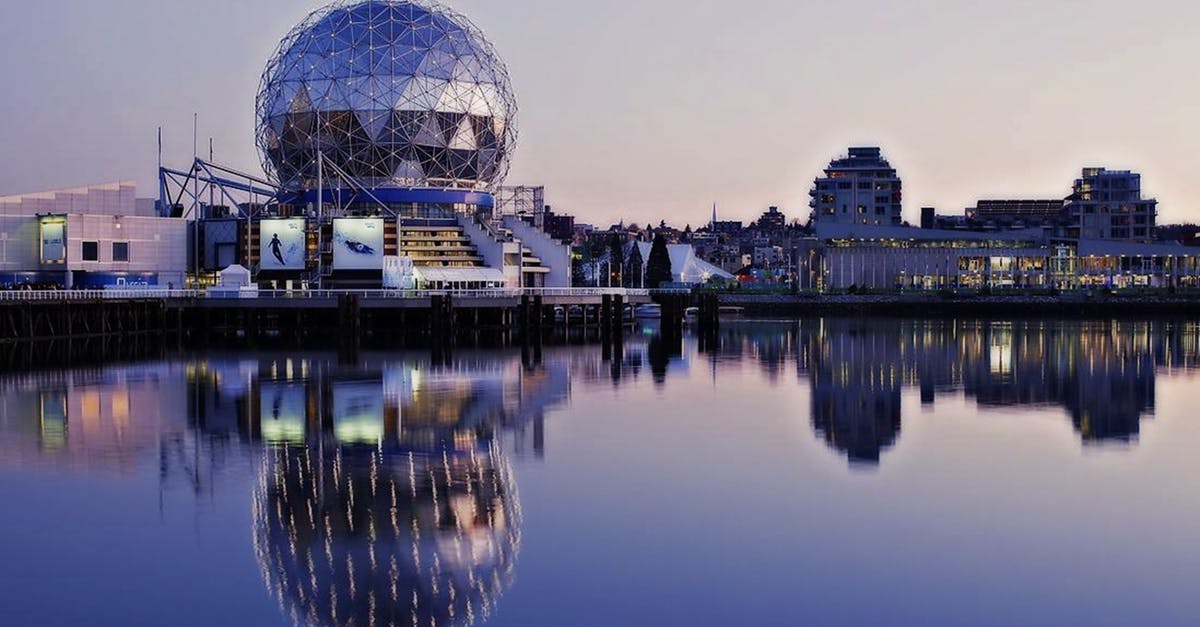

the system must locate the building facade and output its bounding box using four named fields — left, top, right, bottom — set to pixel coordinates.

left=0, top=182, right=186, bottom=288
left=1067, top=168, right=1157, bottom=241
left=810, top=147, right=903, bottom=227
